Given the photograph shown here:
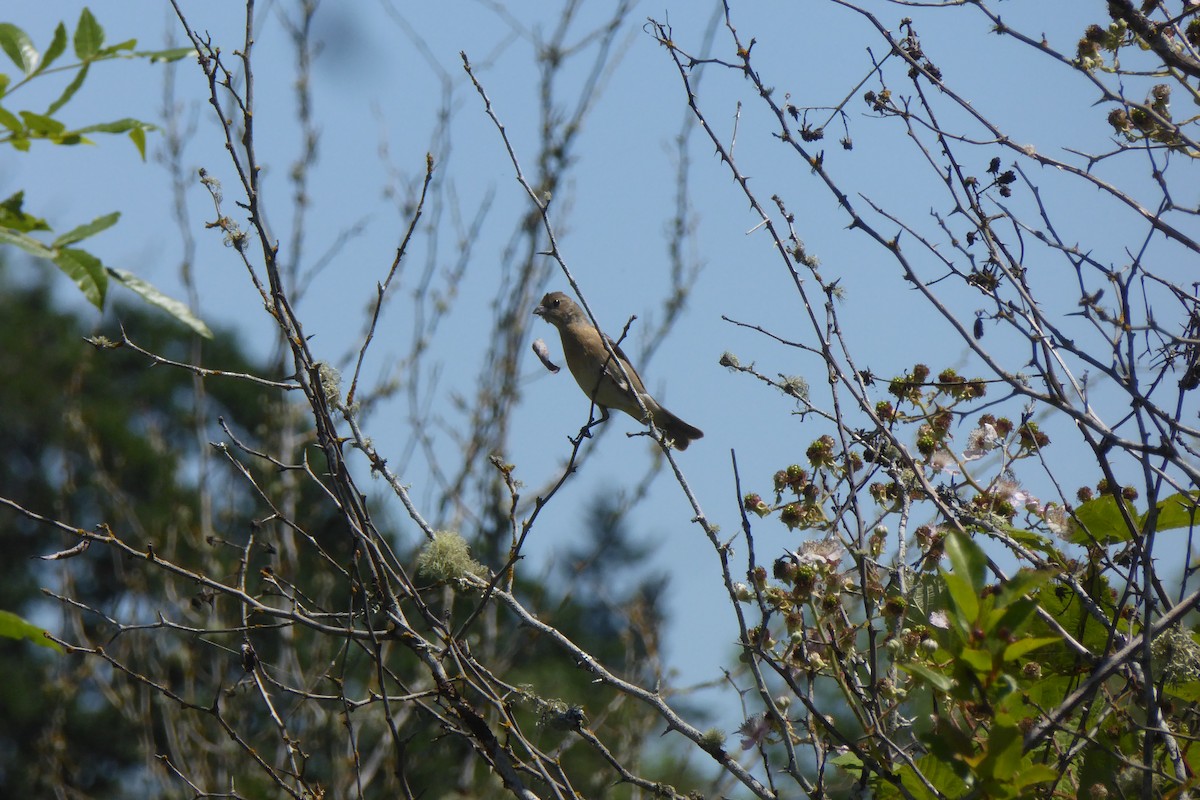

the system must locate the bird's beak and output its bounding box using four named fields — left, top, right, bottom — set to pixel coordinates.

left=532, top=303, right=546, bottom=318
